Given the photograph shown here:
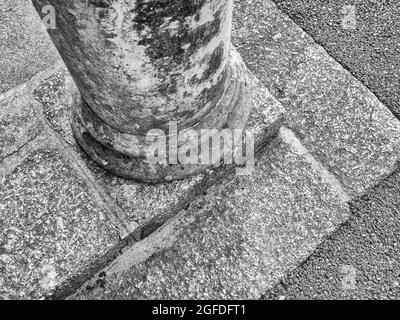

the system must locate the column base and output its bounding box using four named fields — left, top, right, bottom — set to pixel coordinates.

left=71, top=48, right=254, bottom=183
